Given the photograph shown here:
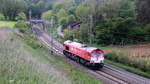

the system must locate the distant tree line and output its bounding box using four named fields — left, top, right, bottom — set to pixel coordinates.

left=0, top=0, right=66, bottom=20
left=0, top=0, right=27, bottom=20
left=136, top=0, right=150, bottom=24
left=47, top=0, right=150, bottom=45
left=0, top=0, right=149, bottom=45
